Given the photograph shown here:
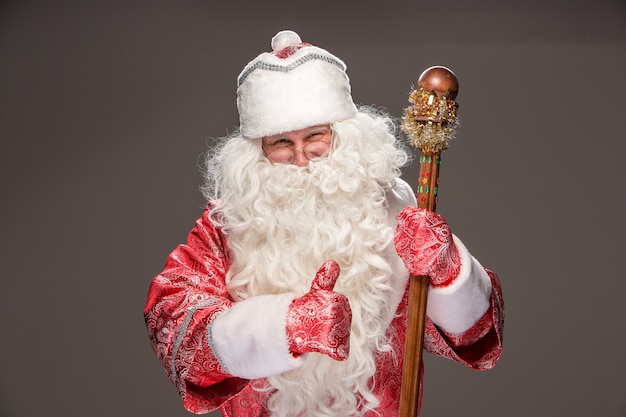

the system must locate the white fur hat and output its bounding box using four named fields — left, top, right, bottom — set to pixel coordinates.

left=237, top=30, right=358, bottom=139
